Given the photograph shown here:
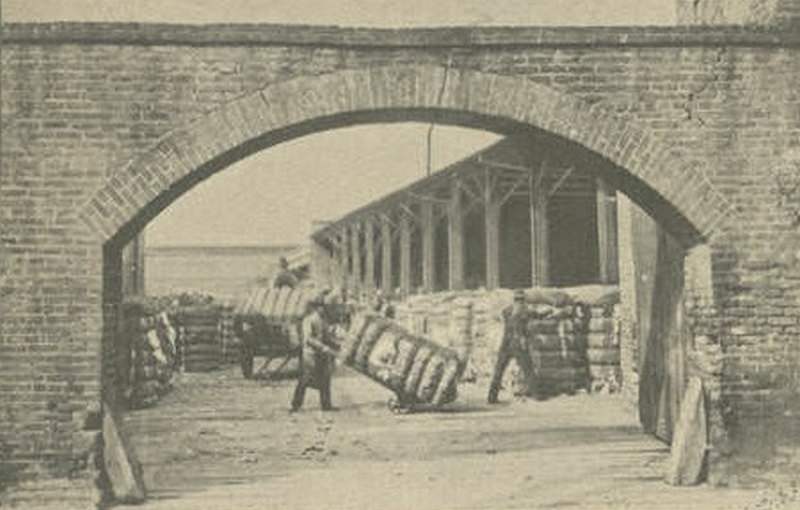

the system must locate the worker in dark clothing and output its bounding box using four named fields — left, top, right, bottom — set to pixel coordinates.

left=273, top=256, right=298, bottom=289
left=290, top=292, right=336, bottom=411
left=488, top=289, right=535, bottom=404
